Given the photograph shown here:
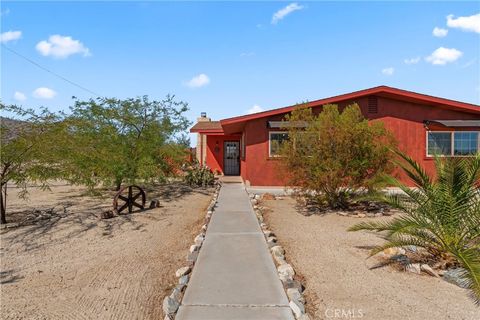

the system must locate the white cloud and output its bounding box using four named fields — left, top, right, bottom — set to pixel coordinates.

left=0, top=30, right=22, bottom=43
left=272, top=3, right=304, bottom=25
left=425, top=47, right=463, bottom=65
left=33, top=87, right=57, bottom=99
left=404, top=57, right=420, bottom=65
left=13, top=91, right=27, bottom=102
left=447, top=13, right=480, bottom=33
left=184, top=74, right=210, bottom=88
left=36, top=35, right=91, bottom=59
left=381, top=67, right=395, bottom=76
left=246, top=105, right=264, bottom=114
left=432, top=27, right=448, bottom=37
